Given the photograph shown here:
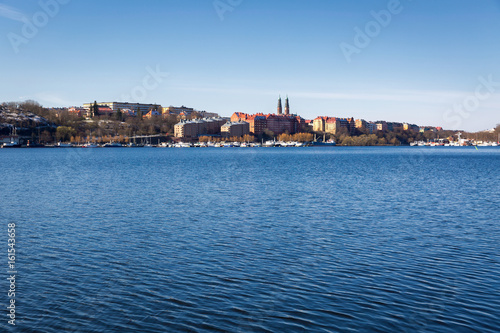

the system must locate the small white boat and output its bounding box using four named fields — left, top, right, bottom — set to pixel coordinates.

left=263, top=140, right=277, bottom=147
left=174, top=142, right=192, bottom=148
left=311, top=140, right=336, bottom=147
left=103, top=142, right=123, bottom=147
left=1, top=142, right=21, bottom=148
